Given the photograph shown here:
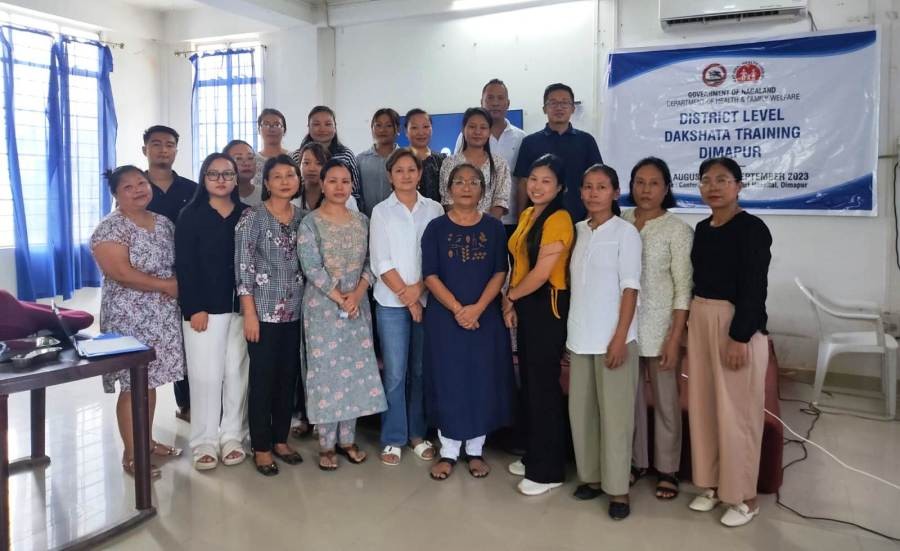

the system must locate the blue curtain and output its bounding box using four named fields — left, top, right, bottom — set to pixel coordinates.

left=191, top=48, right=259, bottom=178
left=1, top=26, right=117, bottom=301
